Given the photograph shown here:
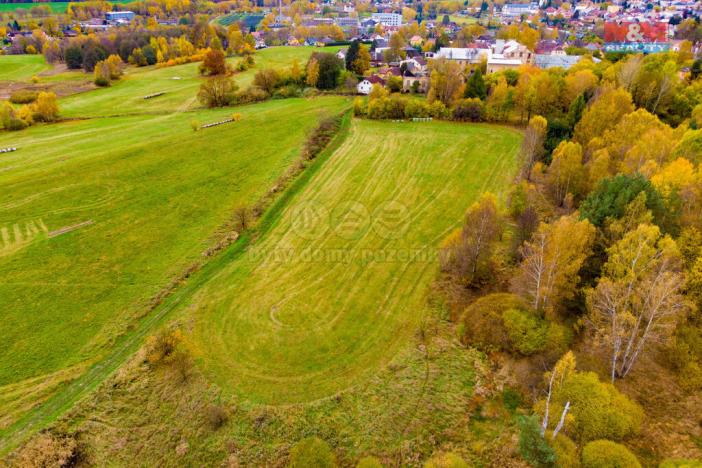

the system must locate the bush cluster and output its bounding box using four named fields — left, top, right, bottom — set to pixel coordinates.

left=9, top=90, right=38, bottom=104
left=355, top=92, right=488, bottom=123
left=459, top=293, right=570, bottom=357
